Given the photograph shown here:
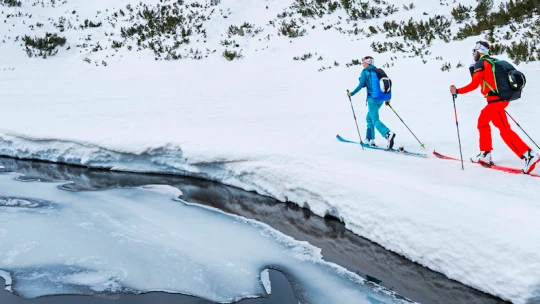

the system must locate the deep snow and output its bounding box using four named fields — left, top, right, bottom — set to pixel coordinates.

left=1, top=0, right=540, bottom=303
